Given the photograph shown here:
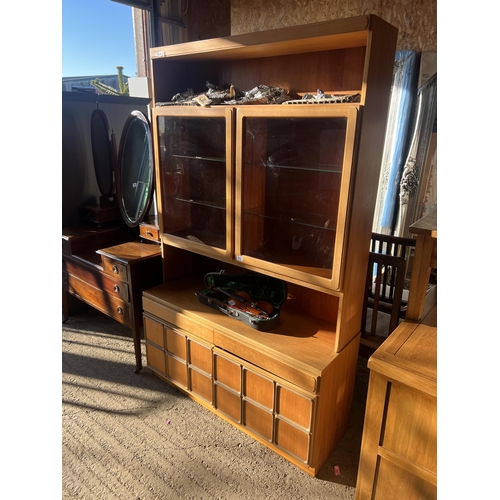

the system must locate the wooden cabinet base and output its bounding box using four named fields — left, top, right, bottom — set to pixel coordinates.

left=143, top=280, right=360, bottom=476
left=355, top=317, right=437, bottom=499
